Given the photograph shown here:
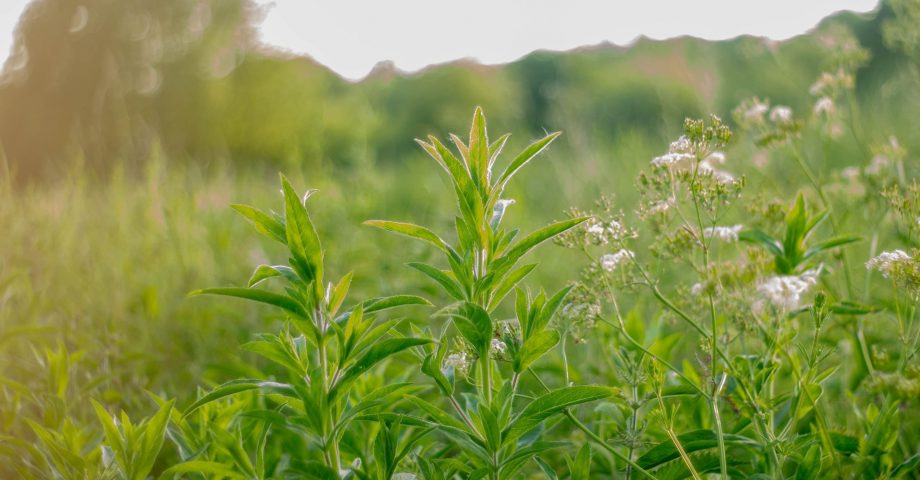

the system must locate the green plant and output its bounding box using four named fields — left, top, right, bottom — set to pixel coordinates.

left=366, top=108, right=618, bottom=478
left=186, top=176, right=433, bottom=477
